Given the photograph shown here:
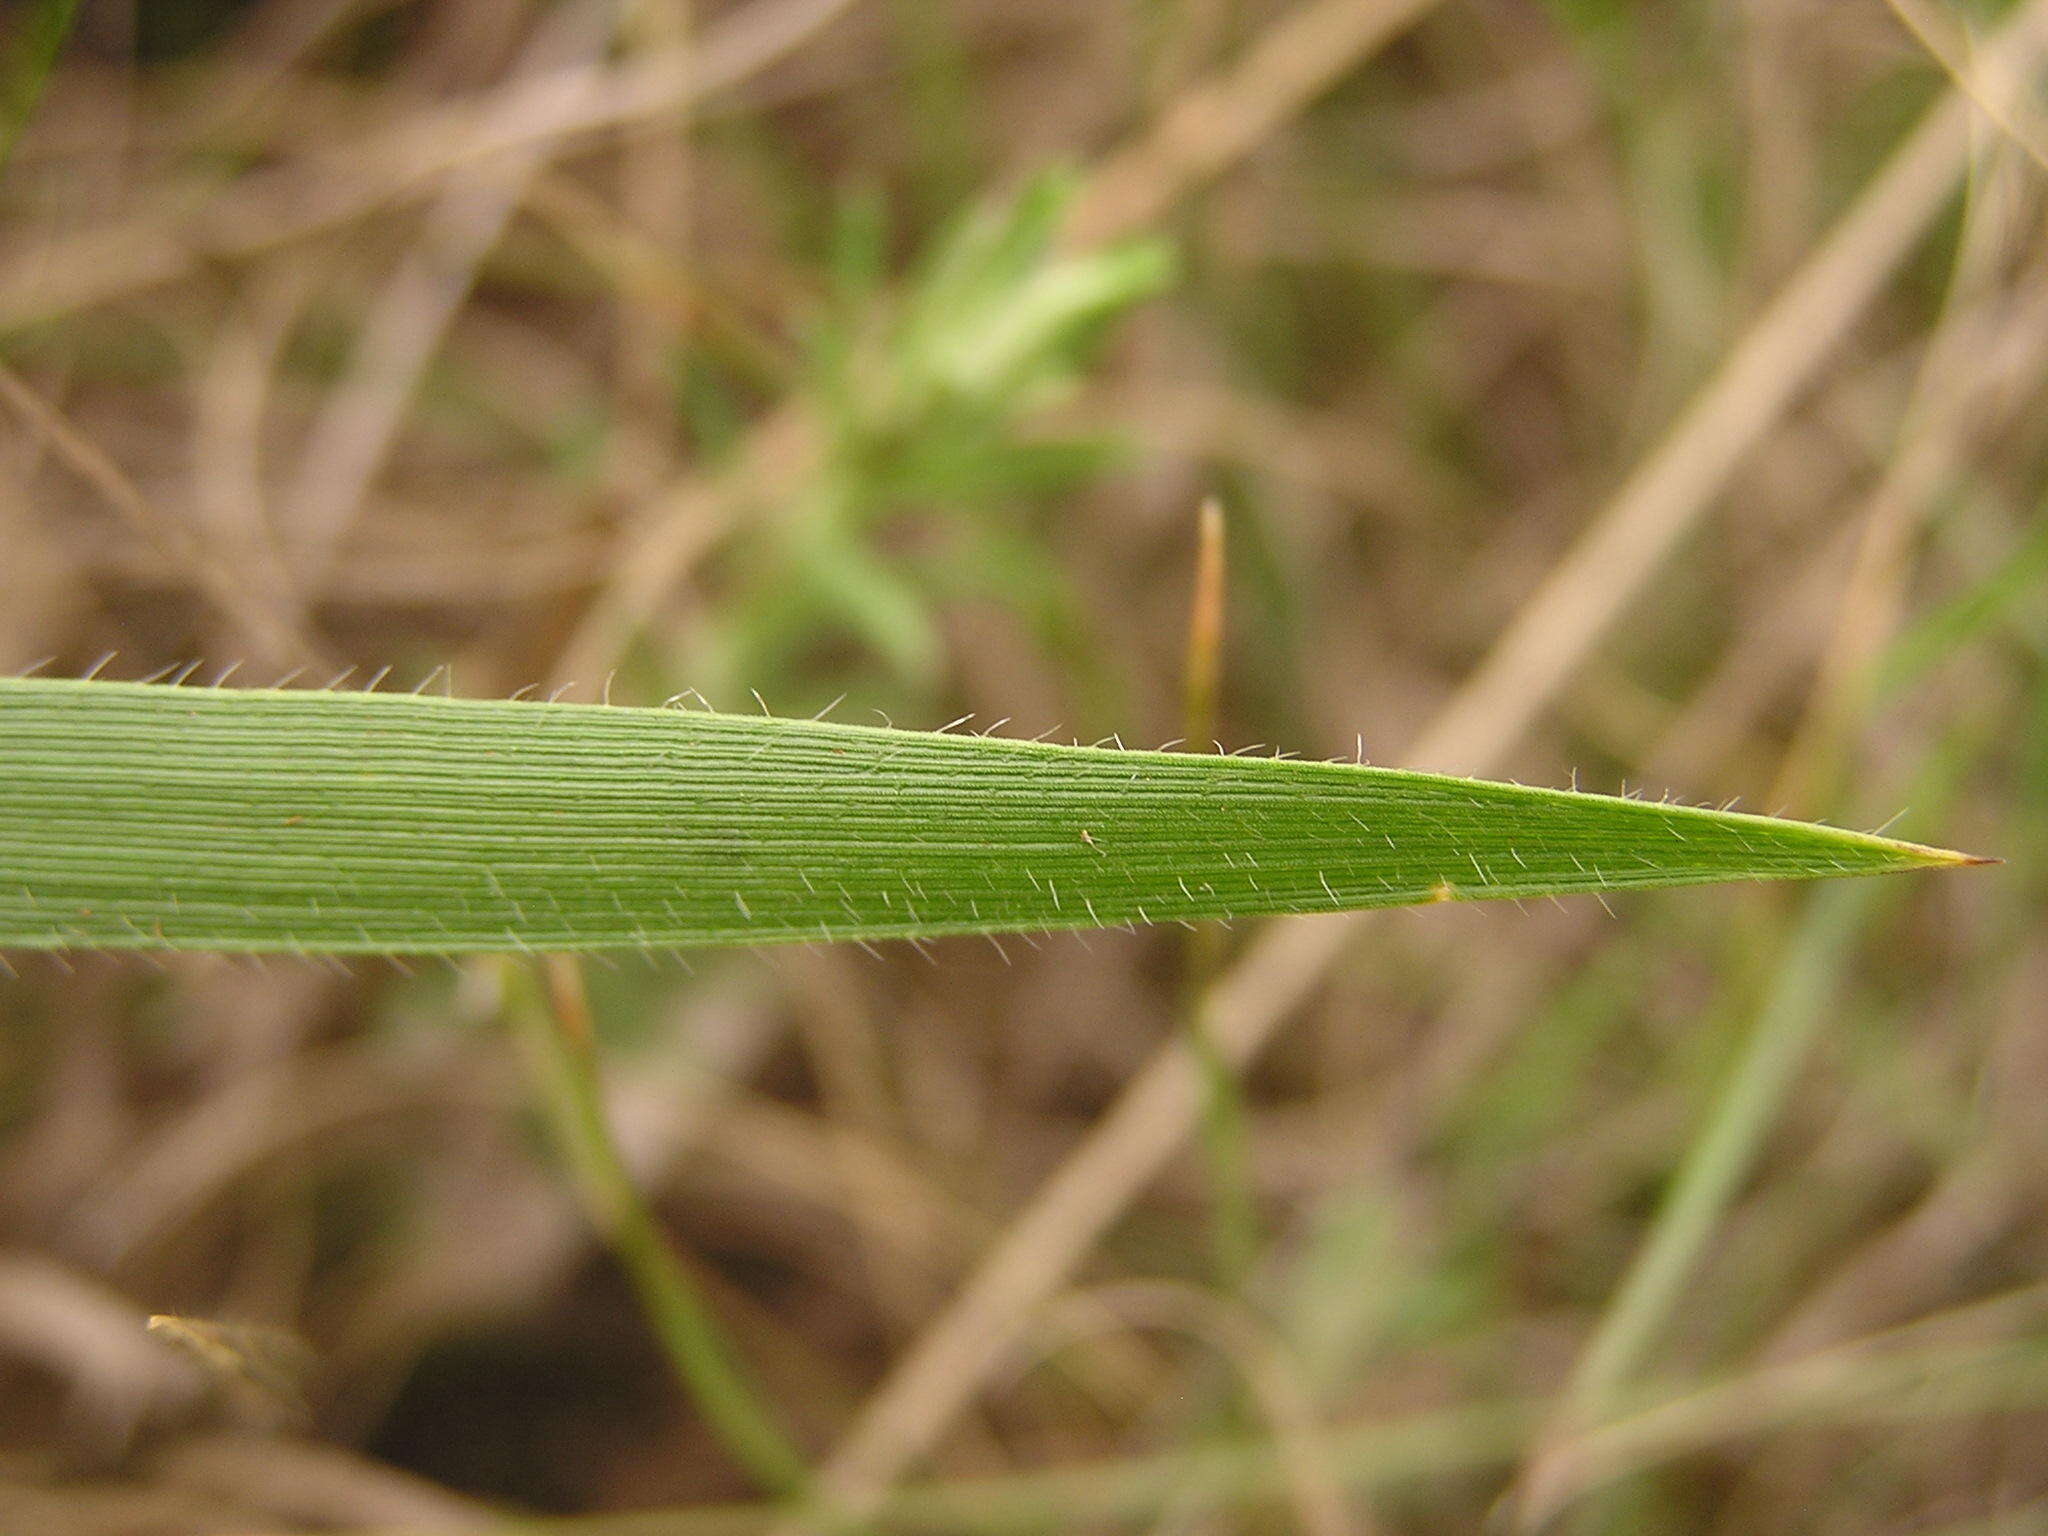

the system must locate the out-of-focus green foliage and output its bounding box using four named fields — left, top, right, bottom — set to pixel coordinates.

left=709, top=175, right=1172, bottom=695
